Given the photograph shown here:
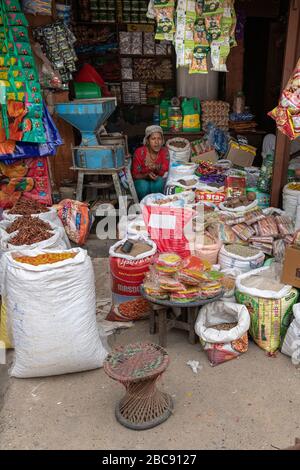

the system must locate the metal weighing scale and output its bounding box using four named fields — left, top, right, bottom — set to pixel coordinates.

left=55, top=98, right=138, bottom=204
